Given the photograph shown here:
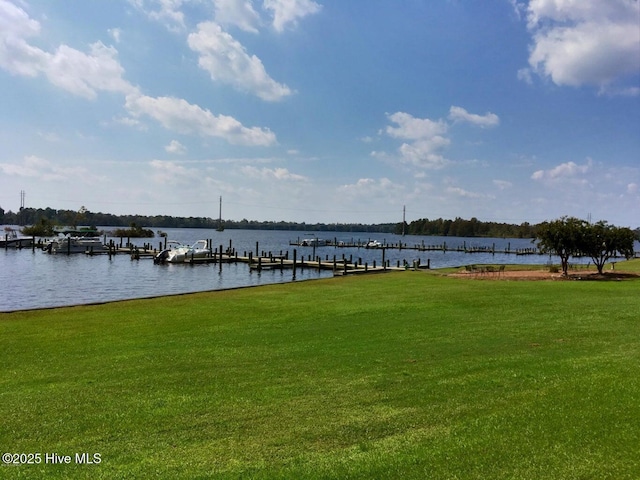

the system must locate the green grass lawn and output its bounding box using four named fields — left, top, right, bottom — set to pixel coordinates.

left=1, top=264, right=639, bottom=479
